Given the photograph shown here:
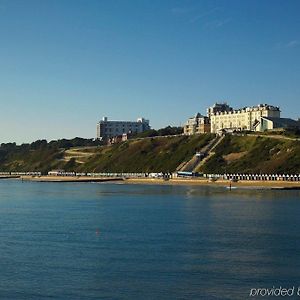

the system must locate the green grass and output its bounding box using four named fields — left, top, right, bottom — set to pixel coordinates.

left=0, top=147, right=65, bottom=174
left=2, top=133, right=300, bottom=174
left=0, top=134, right=214, bottom=173
left=200, top=135, right=300, bottom=174
left=78, top=134, right=214, bottom=173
